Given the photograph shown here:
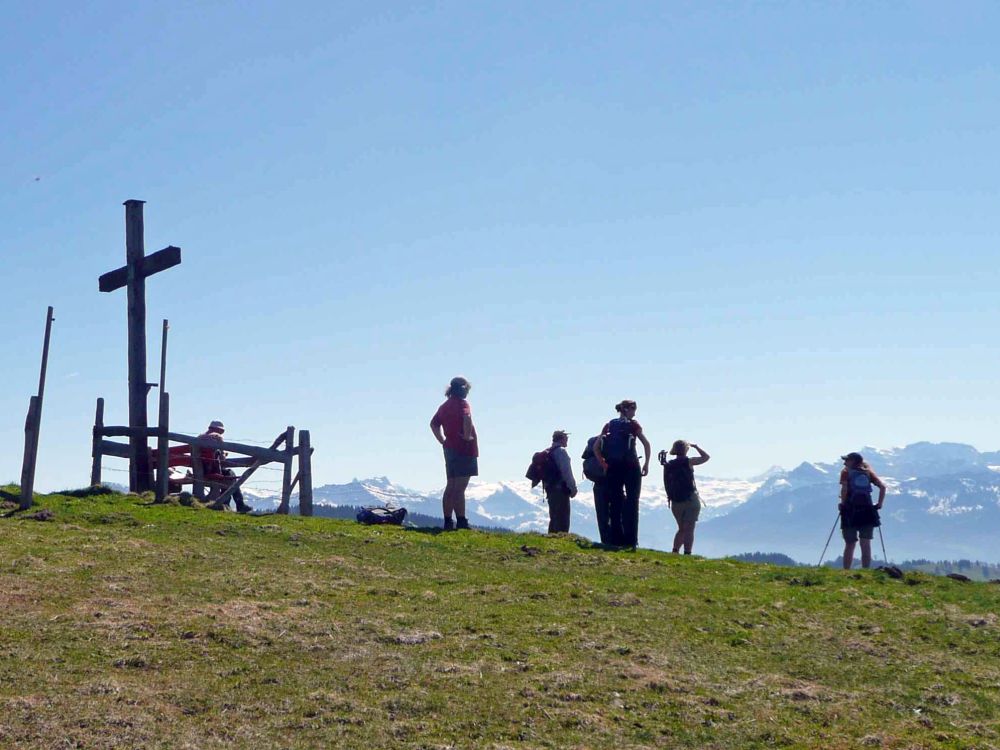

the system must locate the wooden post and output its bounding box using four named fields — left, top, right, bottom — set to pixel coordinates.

left=277, top=425, right=295, bottom=514
left=298, top=430, right=312, bottom=517
left=192, top=442, right=206, bottom=501
left=19, top=398, right=39, bottom=509
left=158, top=319, right=168, bottom=394
left=155, top=393, right=170, bottom=502
left=19, top=306, right=54, bottom=509
left=154, top=319, right=170, bottom=502
left=91, top=398, right=105, bottom=486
